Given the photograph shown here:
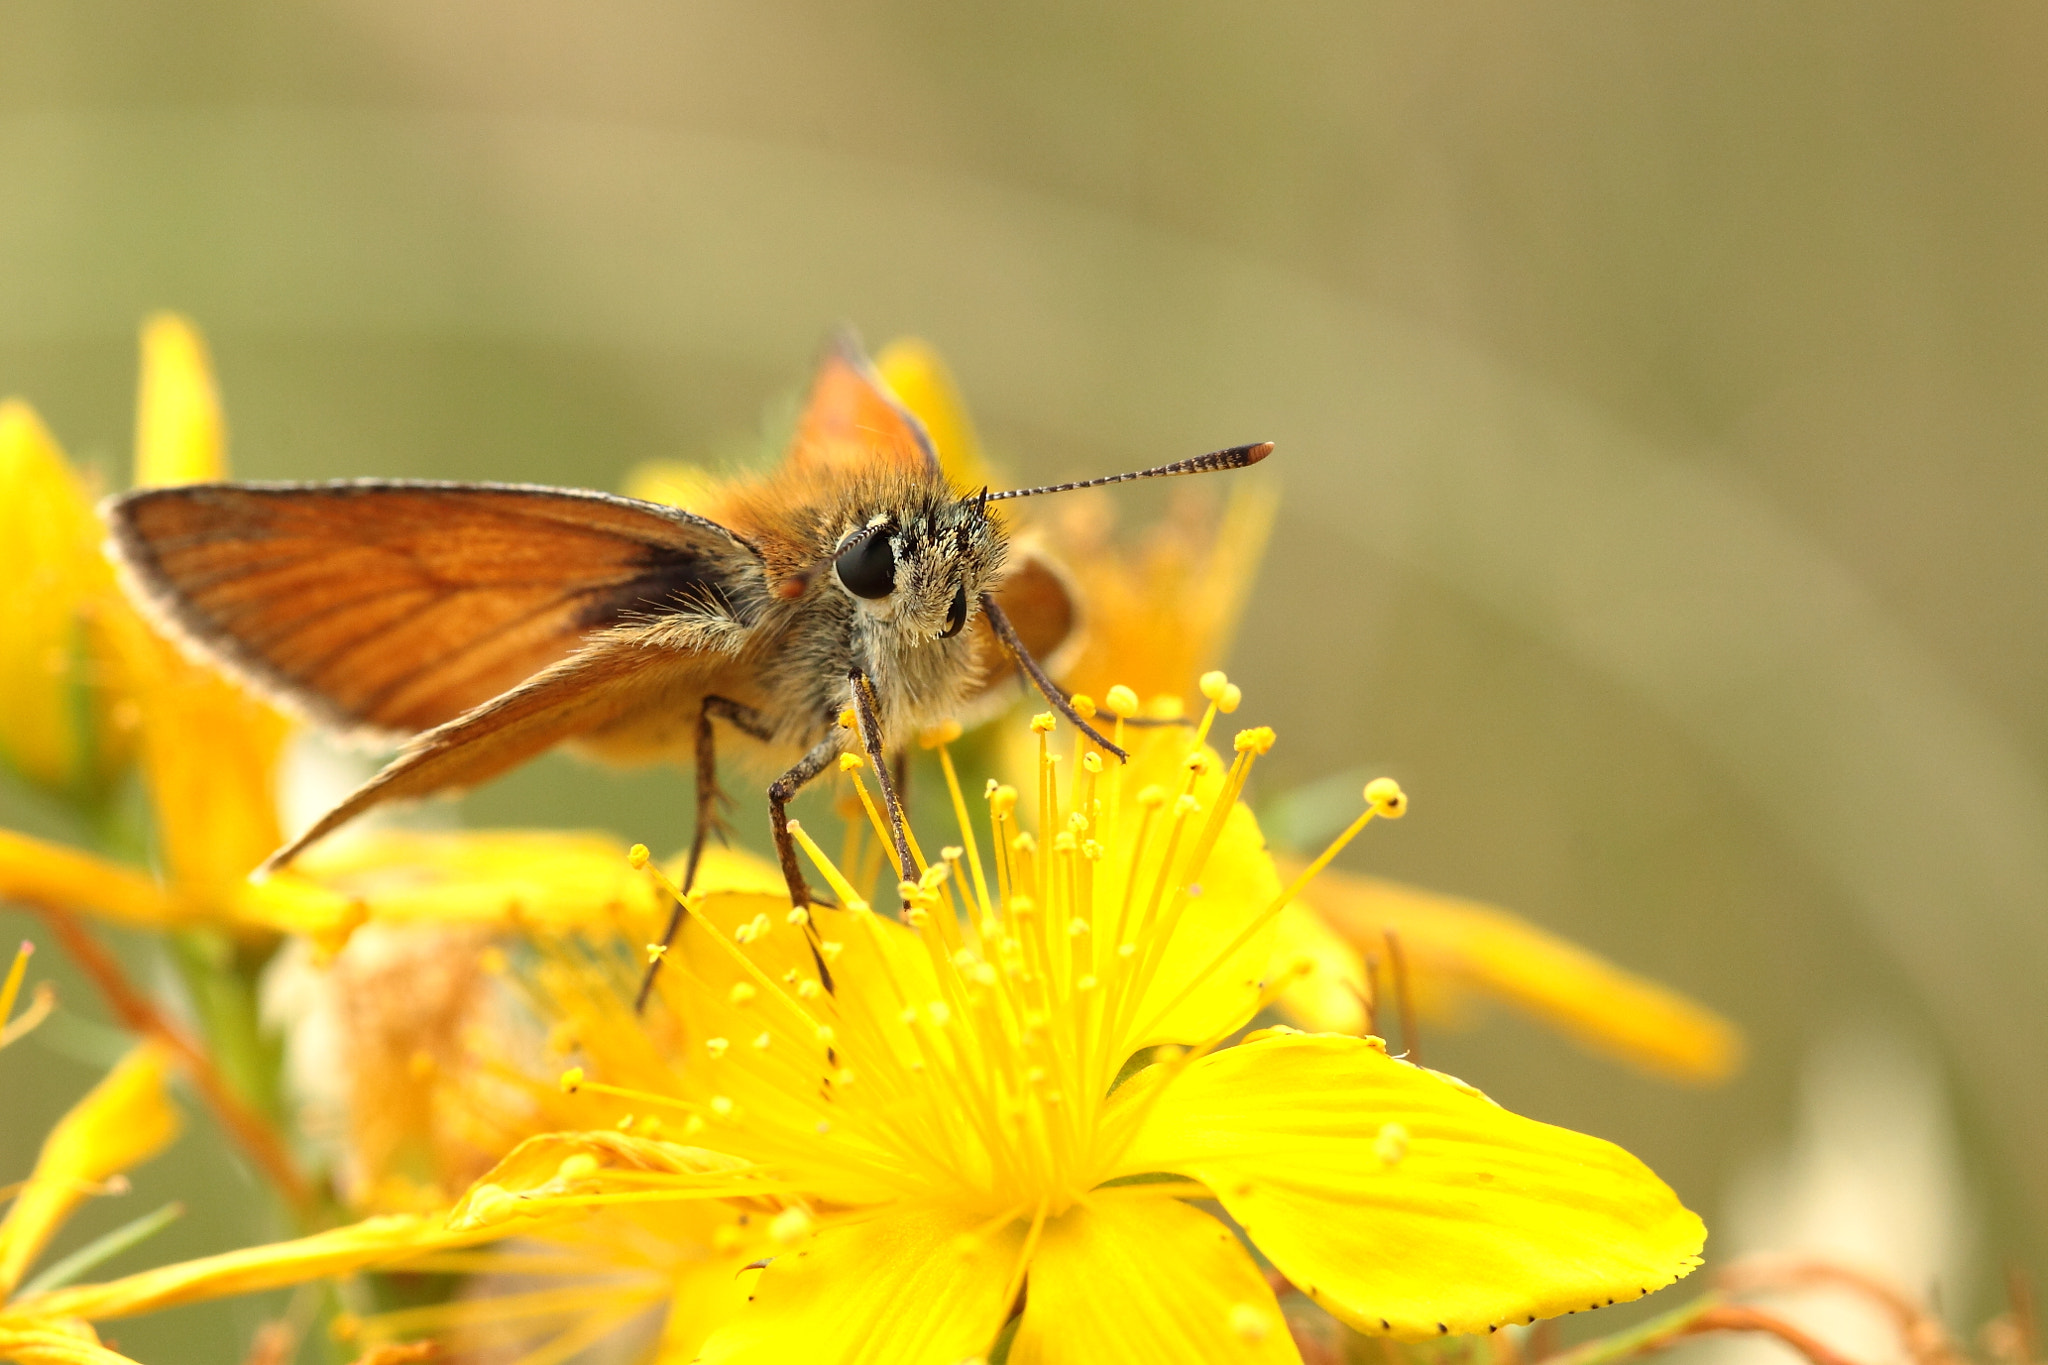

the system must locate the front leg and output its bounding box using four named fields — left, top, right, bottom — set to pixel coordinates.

left=770, top=731, right=848, bottom=909
left=847, top=669, right=918, bottom=889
